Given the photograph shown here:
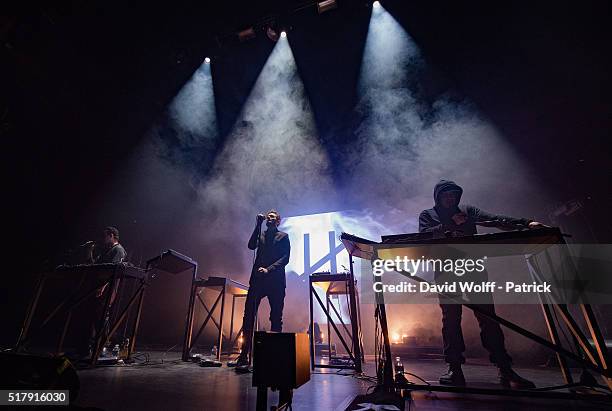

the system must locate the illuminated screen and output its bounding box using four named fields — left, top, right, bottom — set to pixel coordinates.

left=279, top=209, right=406, bottom=276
